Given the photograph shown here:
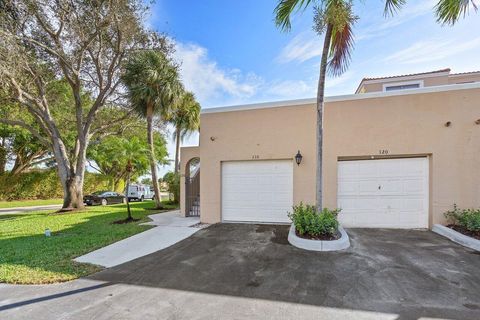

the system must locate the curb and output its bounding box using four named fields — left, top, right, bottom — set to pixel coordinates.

left=288, top=224, right=350, bottom=251
left=432, top=224, right=480, bottom=252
